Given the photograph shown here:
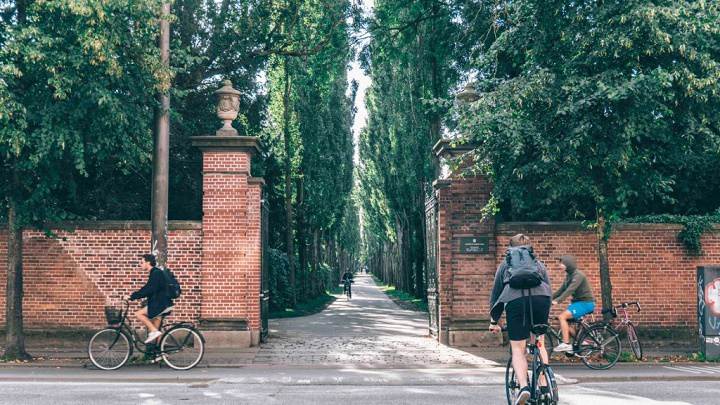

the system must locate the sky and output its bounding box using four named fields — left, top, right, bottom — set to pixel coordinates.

left=347, top=0, right=374, bottom=165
